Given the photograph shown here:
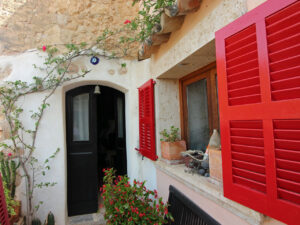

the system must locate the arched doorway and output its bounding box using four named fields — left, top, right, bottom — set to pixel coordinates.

left=66, top=85, right=127, bottom=216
